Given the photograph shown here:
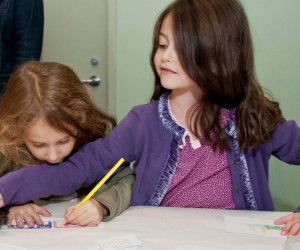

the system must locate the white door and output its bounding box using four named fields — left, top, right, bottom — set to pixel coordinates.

left=41, top=0, right=113, bottom=112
